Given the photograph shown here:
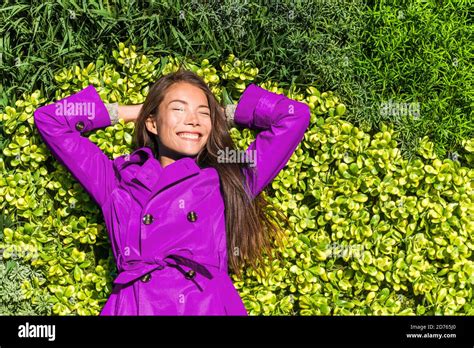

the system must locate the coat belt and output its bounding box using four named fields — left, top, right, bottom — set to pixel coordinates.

left=113, top=248, right=216, bottom=287
left=112, top=248, right=248, bottom=315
